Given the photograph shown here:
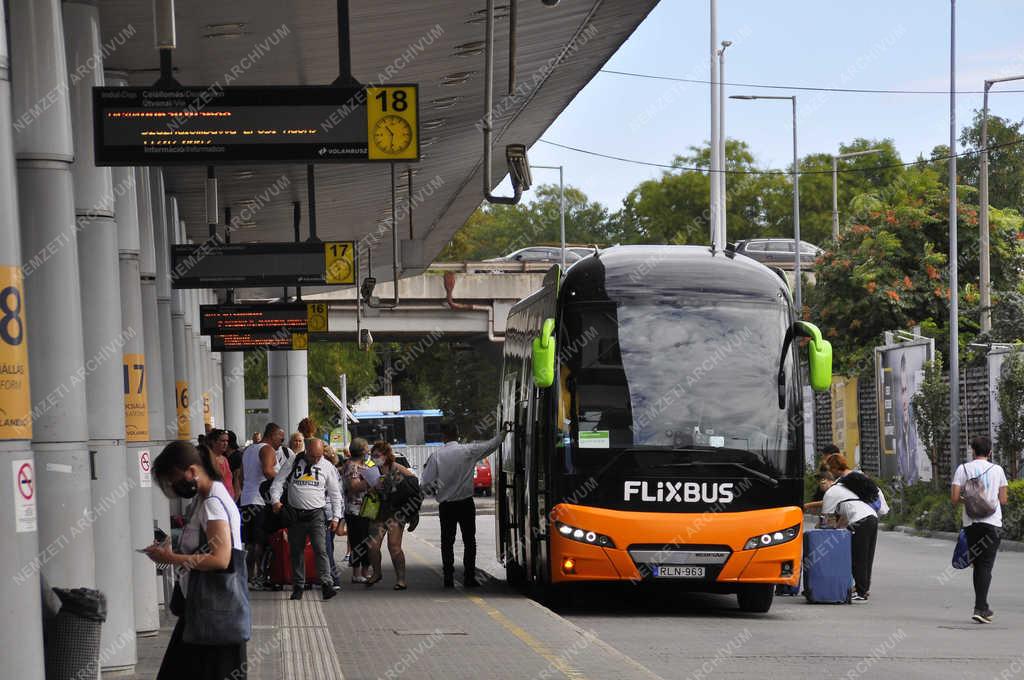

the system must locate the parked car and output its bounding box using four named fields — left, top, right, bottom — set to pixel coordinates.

left=733, top=238, right=822, bottom=266
left=473, top=458, right=492, bottom=496
left=485, top=246, right=594, bottom=264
